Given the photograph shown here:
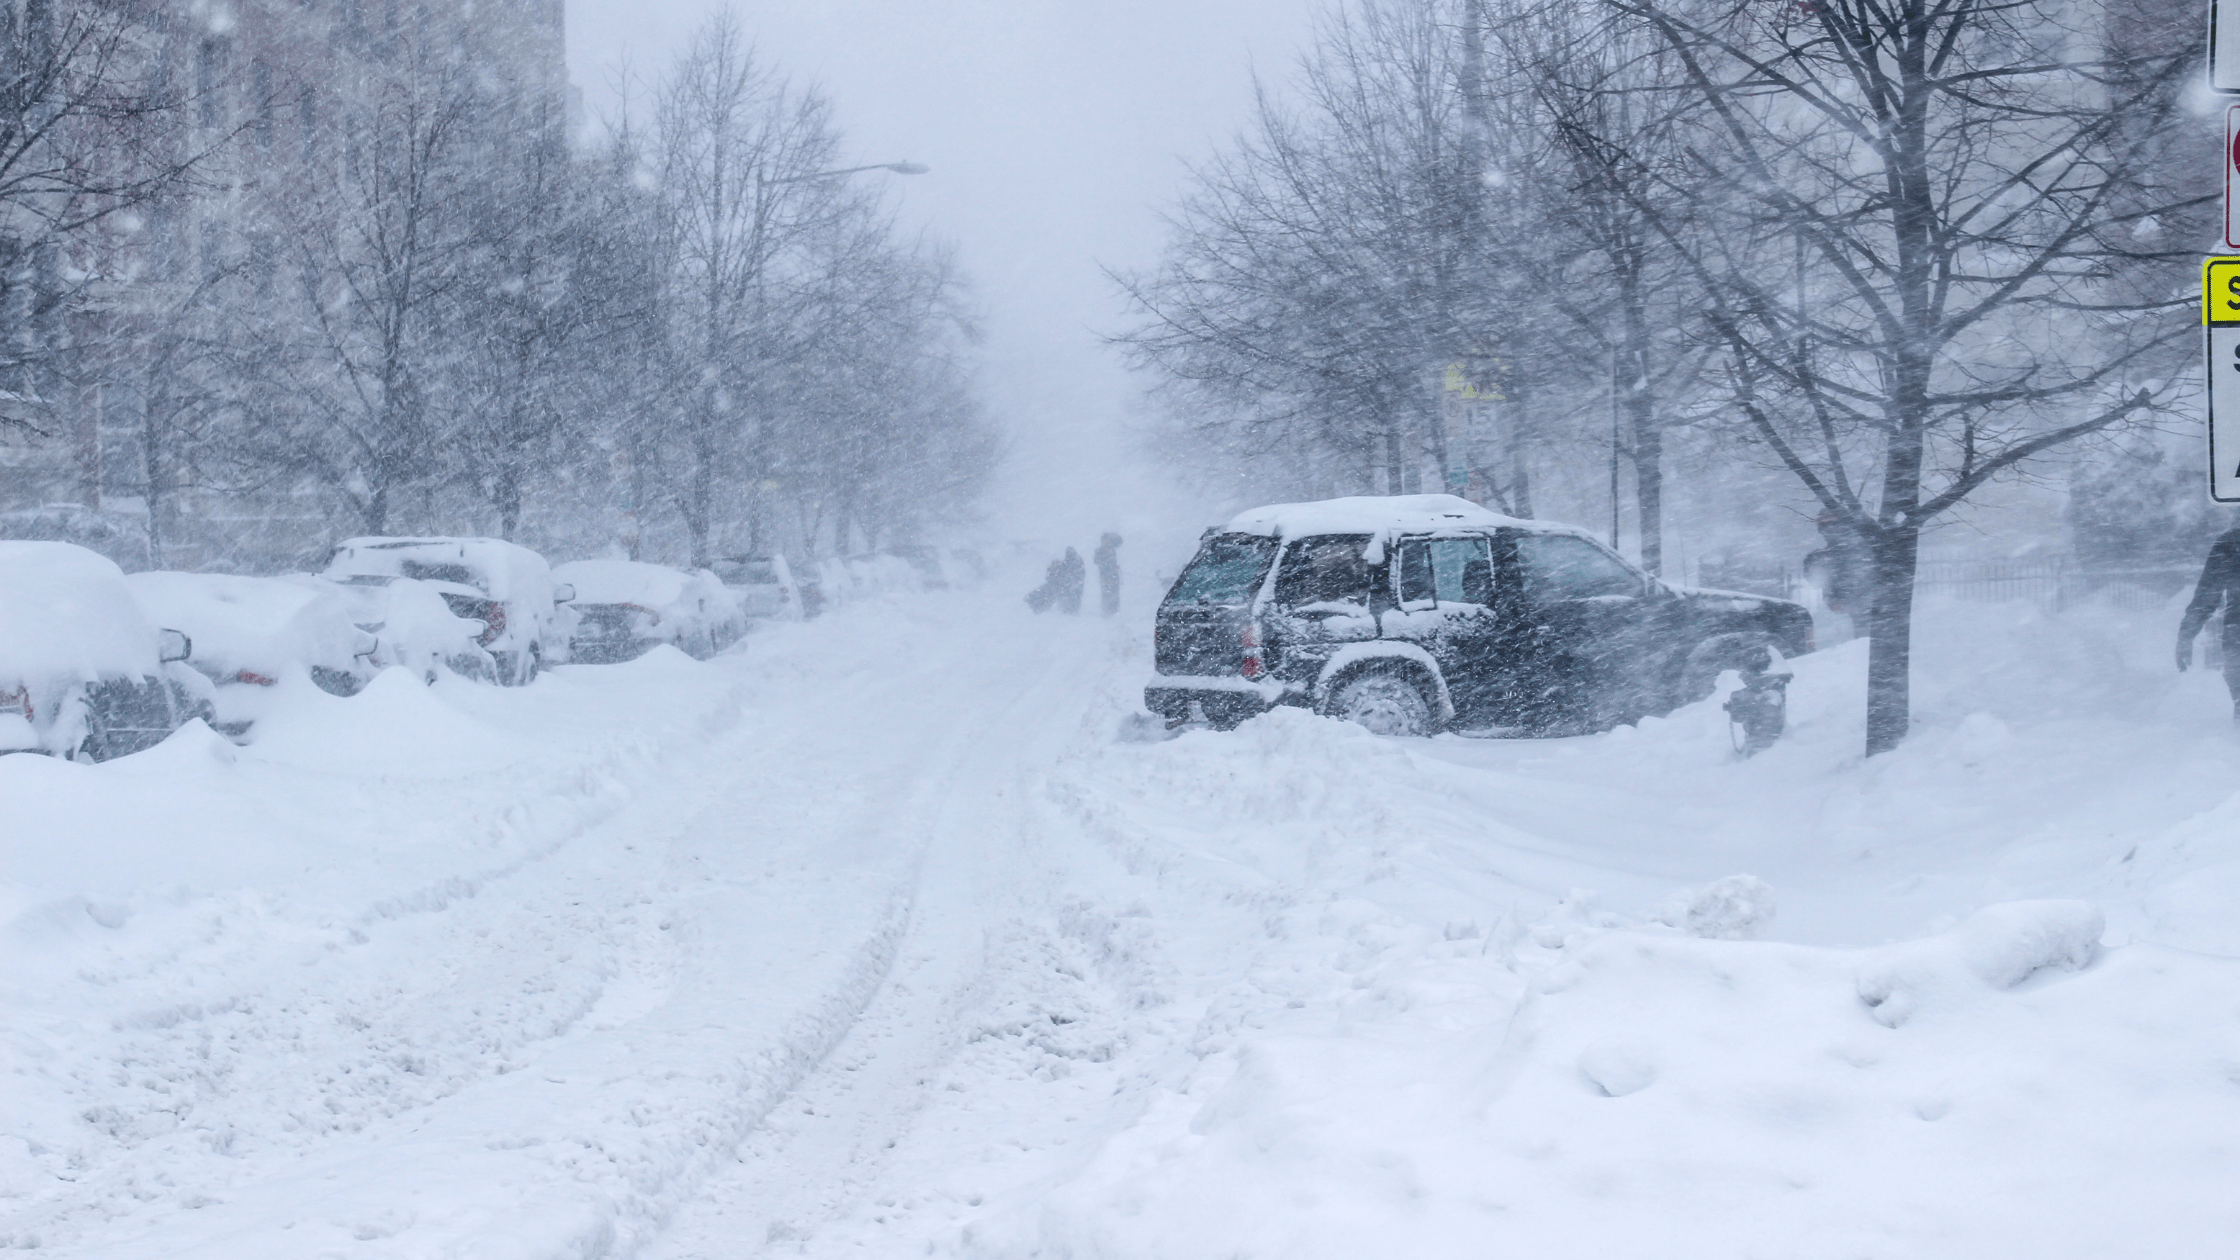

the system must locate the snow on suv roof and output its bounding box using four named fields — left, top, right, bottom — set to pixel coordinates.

left=1222, top=494, right=1579, bottom=540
